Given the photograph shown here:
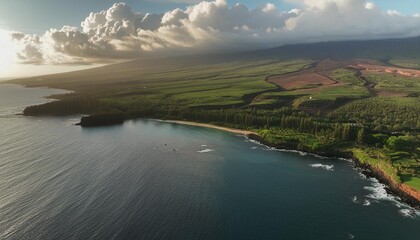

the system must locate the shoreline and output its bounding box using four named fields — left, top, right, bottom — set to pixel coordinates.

left=11, top=77, right=420, bottom=208
left=353, top=158, right=420, bottom=208
left=154, top=119, right=256, bottom=135
left=154, top=118, right=420, bottom=208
